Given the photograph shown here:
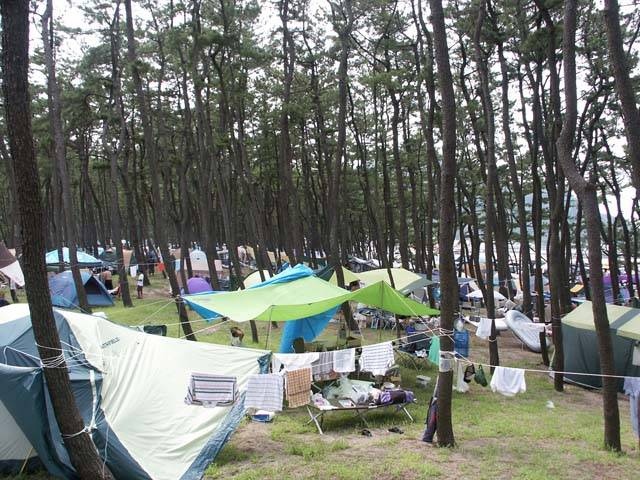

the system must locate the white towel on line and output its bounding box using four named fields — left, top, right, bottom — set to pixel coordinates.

left=333, top=348, right=356, bottom=373
left=272, top=352, right=319, bottom=373
left=476, top=317, right=492, bottom=339
left=490, top=366, right=526, bottom=397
